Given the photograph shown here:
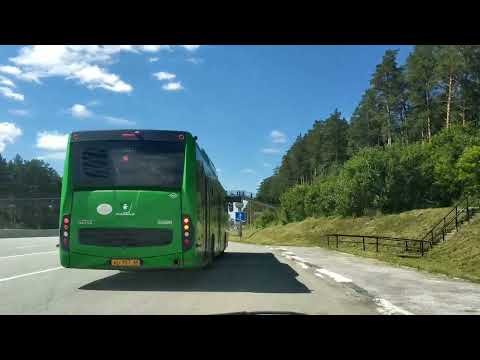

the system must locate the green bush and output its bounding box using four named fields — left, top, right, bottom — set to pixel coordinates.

left=304, top=176, right=339, bottom=217
left=457, top=145, right=480, bottom=196
left=280, top=184, right=309, bottom=222
left=255, top=208, right=279, bottom=228
left=277, top=126, right=480, bottom=223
